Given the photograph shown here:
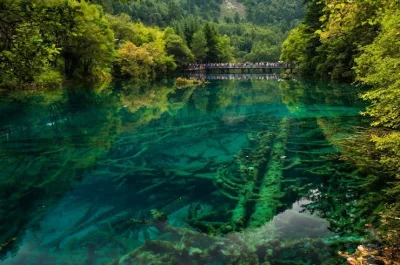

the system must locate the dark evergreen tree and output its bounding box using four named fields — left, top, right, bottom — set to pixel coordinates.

left=203, top=23, right=220, bottom=62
